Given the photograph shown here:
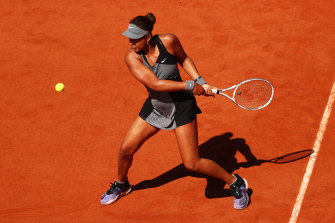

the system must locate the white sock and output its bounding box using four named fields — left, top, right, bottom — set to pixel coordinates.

left=116, top=180, right=126, bottom=184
